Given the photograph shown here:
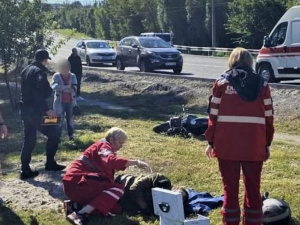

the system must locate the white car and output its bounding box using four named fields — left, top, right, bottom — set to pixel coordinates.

left=75, top=40, right=116, bottom=66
